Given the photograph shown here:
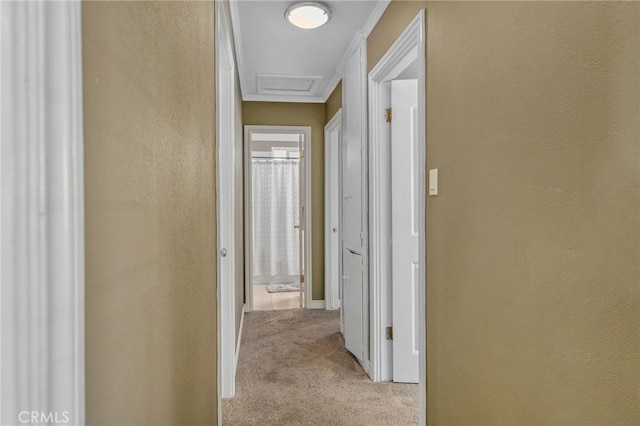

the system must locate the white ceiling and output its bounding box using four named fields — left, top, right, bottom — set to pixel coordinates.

left=230, top=0, right=390, bottom=103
